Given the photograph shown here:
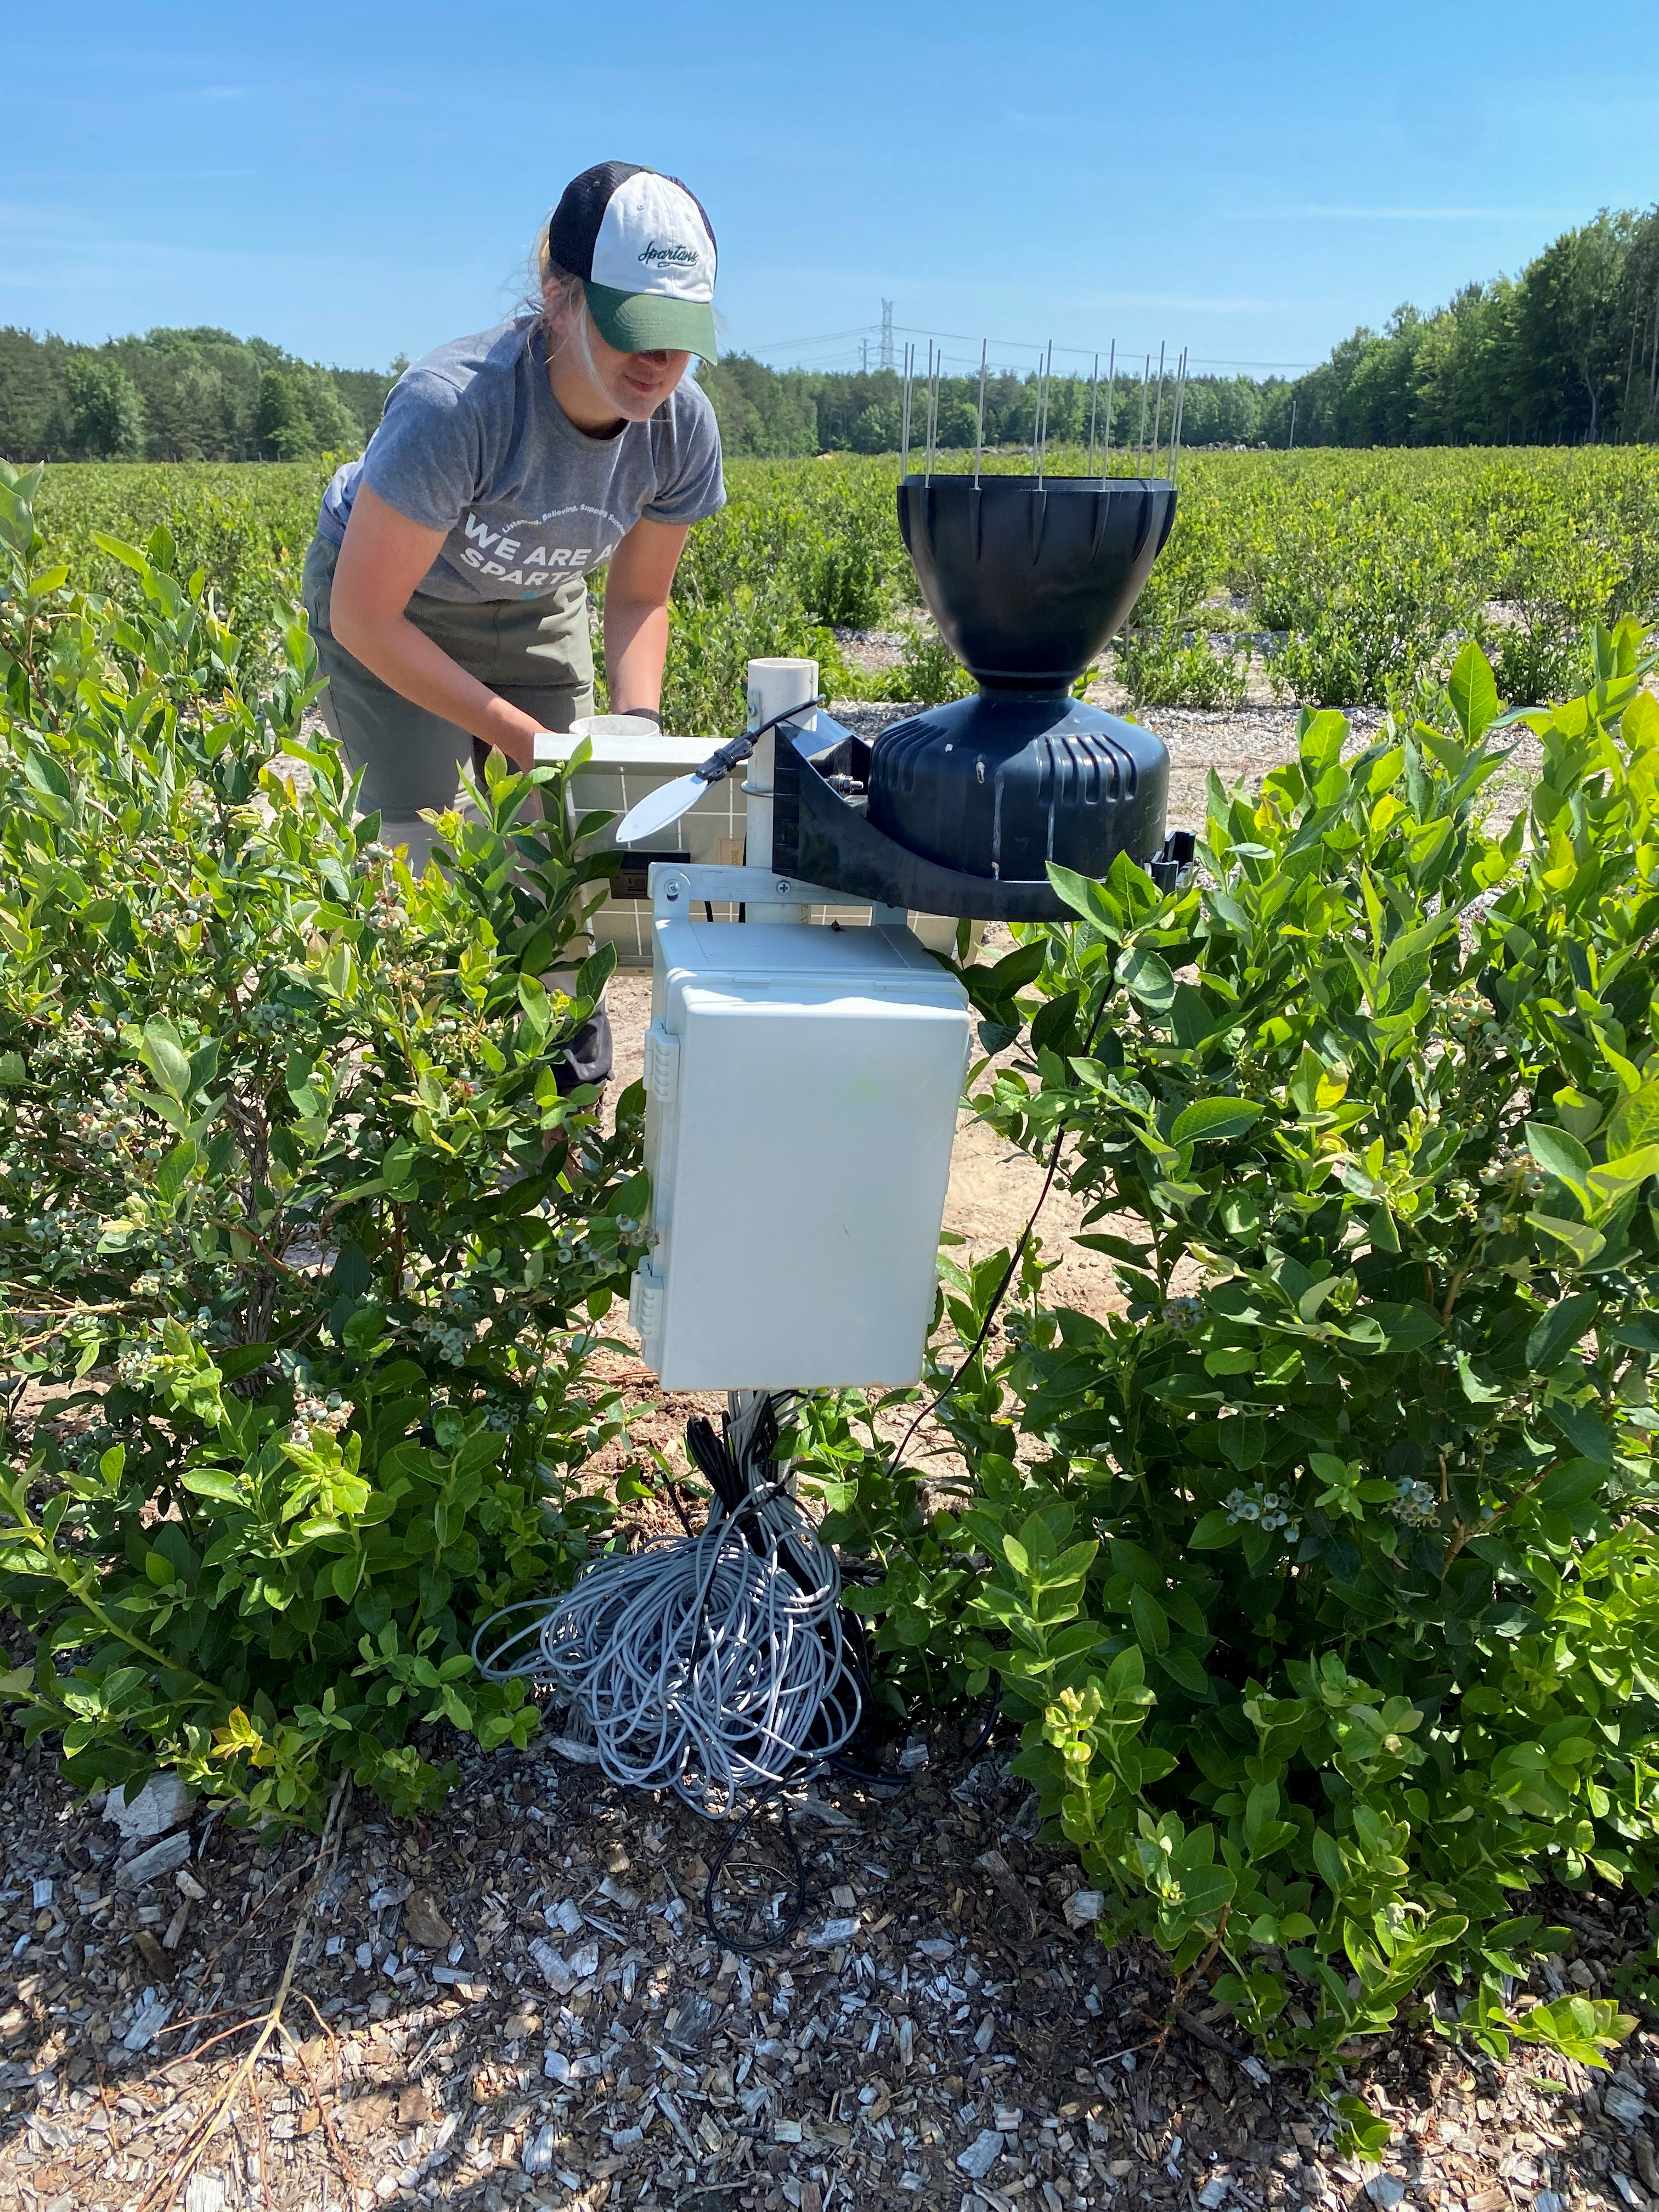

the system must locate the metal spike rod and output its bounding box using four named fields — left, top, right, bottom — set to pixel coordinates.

left=900, top=343, right=913, bottom=476
left=973, top=338, right=988, bottom=486
left=1086, top=352, right=1099, bottom=476
left=1150, top=340, right=1166, bottom=475
left=1100, top=339, right=1116, bottom=486
left=923, top=341, right=935, bottom=482
left=927, top=343, right=940, bottom=481
left=1136, top=353, right=1151, bottom=477
left=1035, top=340, right=1053, bottom=483
left=1170, top=346, right=1189, bottom=482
